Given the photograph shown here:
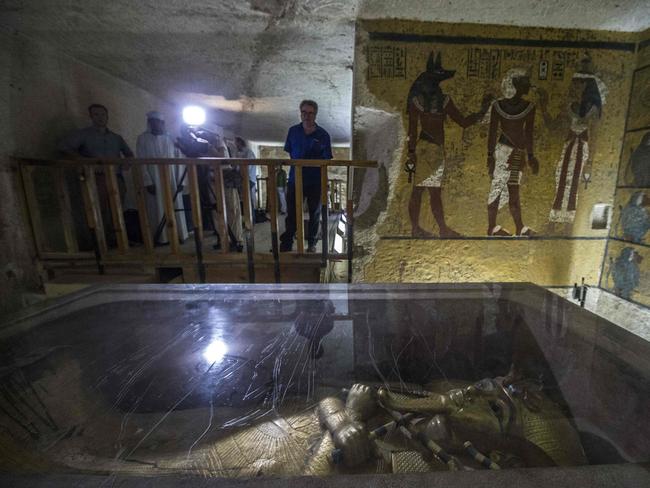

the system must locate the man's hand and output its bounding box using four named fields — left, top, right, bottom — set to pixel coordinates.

left=480, top=93, right=494, bottom=113
left=405, top=151, right=417, bottom=182
left=536, top=87, right=549, bottom=108
left=146, top=185, right=156, bottom=196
